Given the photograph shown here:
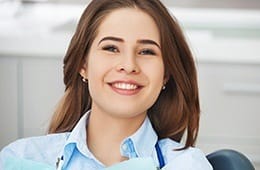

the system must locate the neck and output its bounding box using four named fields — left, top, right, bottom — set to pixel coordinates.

left=86, top=106, right=146, bottom=166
